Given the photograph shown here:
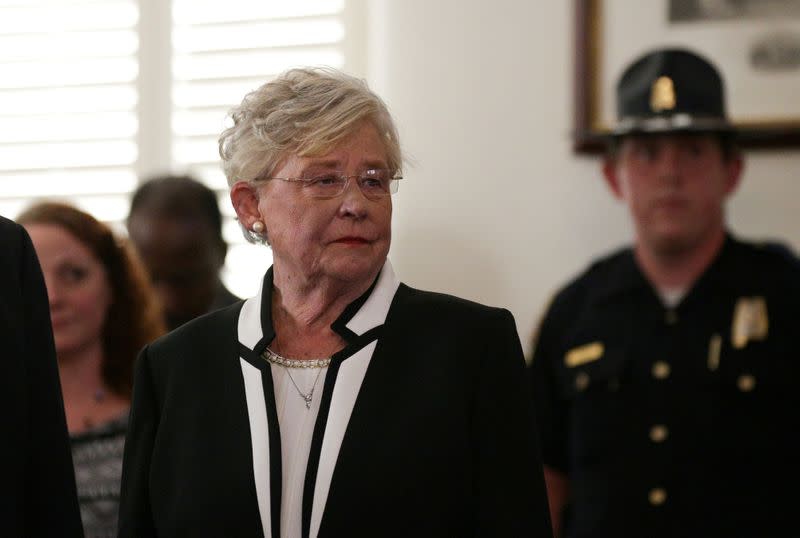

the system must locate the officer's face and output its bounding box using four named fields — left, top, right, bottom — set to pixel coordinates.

left=603, top=134, right=742, bottom=256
